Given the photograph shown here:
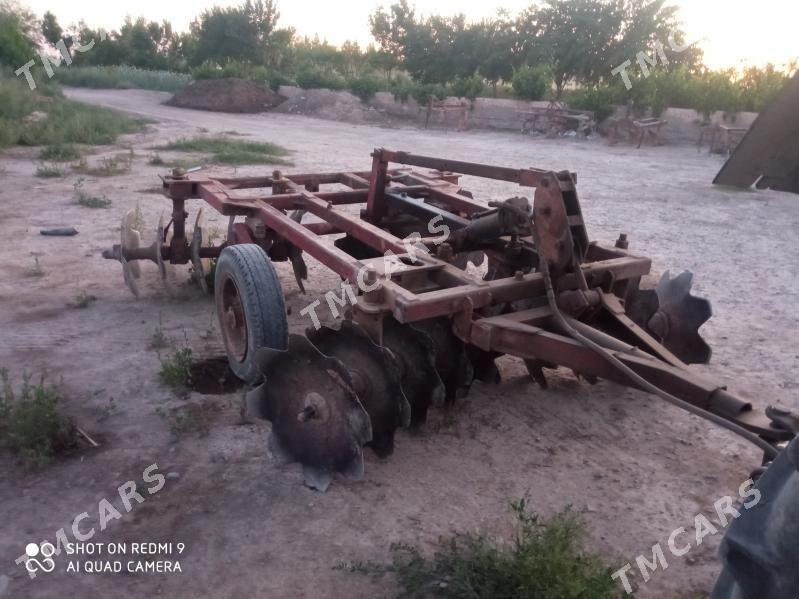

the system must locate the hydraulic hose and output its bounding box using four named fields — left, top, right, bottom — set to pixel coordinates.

left=536, top=253, right=778, bottom=460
